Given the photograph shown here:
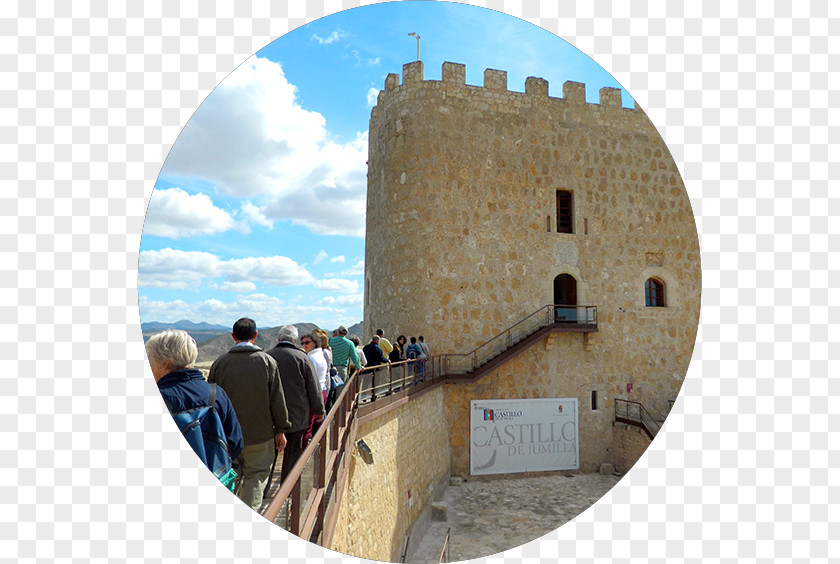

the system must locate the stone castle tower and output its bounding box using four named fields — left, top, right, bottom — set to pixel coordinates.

left=363, top=61, right=700, bottom=474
